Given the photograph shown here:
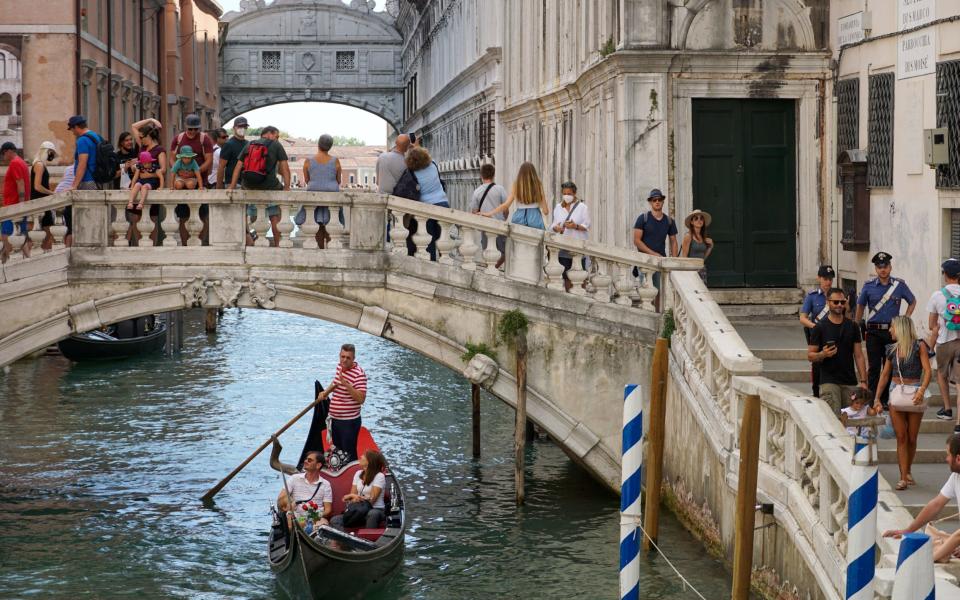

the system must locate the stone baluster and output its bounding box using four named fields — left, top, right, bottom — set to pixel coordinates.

left=567, top=253, right=589, bottom=296
left=459, top=225, right=479, bottom=271
left=50, top=211, right=68, bottom=250
left=590, top=259, right=613, bottom=303
left=136, top=207, right=155, bottom=244
left=412, top=216, right=432, bottom=260
left=185, top=204, right=204, bottom=247
left=161, top=202, right=181, bottom=246
left=391, top=211, right=409, bottom=255
left=111, top=202, right=129, bottom=246
left=299, top=204, right=320, bottom=249
left=482, top=236, right=501, bottom=275
left=7, top=225, right=25, bottom=259
left=326, top=206, right=345, bottom=249
left=276, top=204, right=294, bottom=248
left=636, top=266, right=658, bottom=311
left=251, top=204, right=271, bottom=247
left=28, top=213, right=46, bottom=253
left=544, top=246, right=565, bottom=291
left=436, top=220, right=456, bottom=265
left=614, top=263, right=634, bottom=306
